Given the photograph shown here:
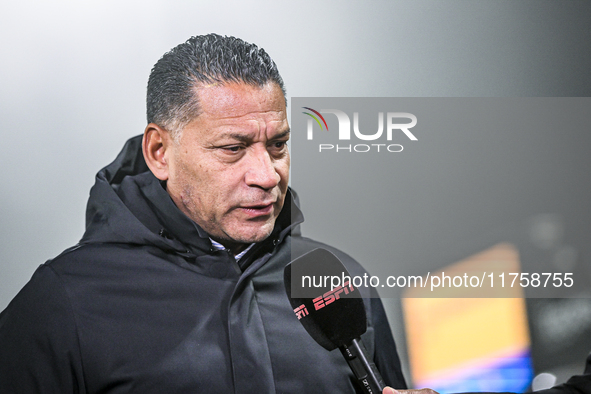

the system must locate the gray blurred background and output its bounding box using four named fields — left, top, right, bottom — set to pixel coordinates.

left=1, top=0, right=590, bottom=390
